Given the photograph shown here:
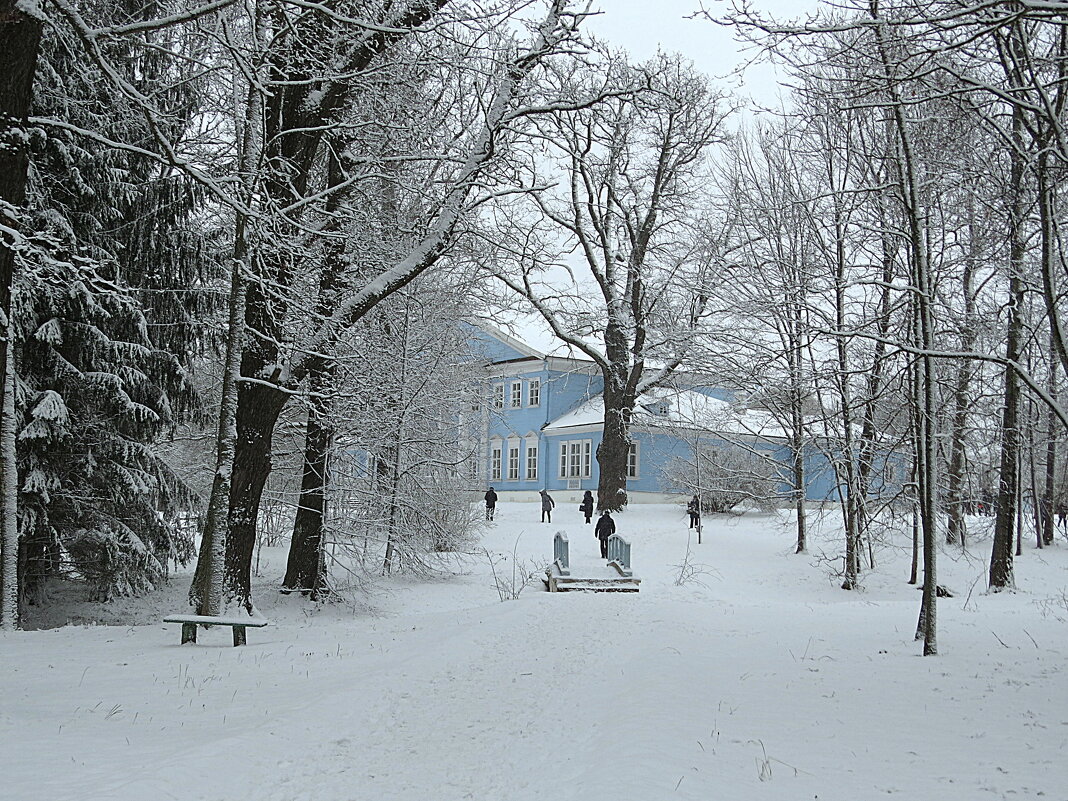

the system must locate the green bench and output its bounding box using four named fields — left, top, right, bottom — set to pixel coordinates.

left=163, top=614, right=269, bottom=646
